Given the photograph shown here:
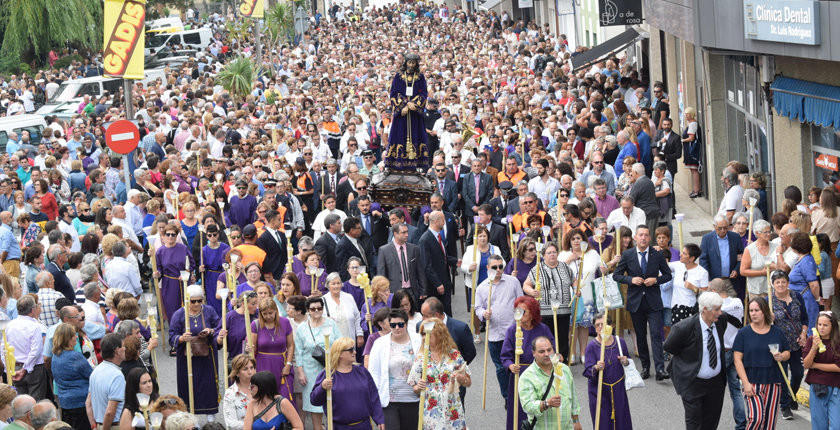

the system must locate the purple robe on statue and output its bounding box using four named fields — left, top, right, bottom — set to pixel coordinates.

left=168, top=305, right=221, bottom=414
left=384, top=72, right=429, bottom=171
left=583, top=336, right=633, bottom=430
left=202, top=243, right=230, bottom=317
left=311, top=365, right=385, bottom=429
left=251, top=318, right=295, bottom=403
left=500, top=322, right=555, bottom=430
left=156, top=244, right=195, bottom=322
